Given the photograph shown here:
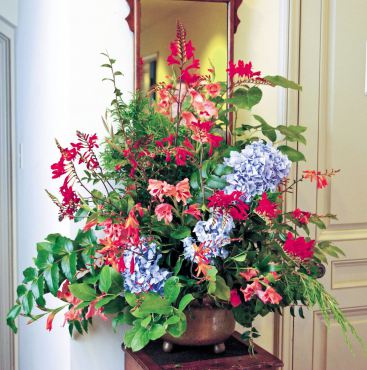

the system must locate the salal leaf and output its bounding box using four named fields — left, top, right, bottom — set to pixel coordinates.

left=253, top=115, right=277, bottom=142
left=164, top=276, right=181, bottom=304
left=99, top=265, right=112, bottom=293
left=61, top=252, right=77, bottom=282
left=228, top=87, right=262, bottom=110
left=264, top=75, right=302, bottom=91
left=178, top=294, right=195, bottom=311
left=171, top=226, right=191, bottom=240
left=69, top=283, right=97, bottom=301
left=44, top=264, right=59, bottom=296
left=277, top=145, right=306, bottom=162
